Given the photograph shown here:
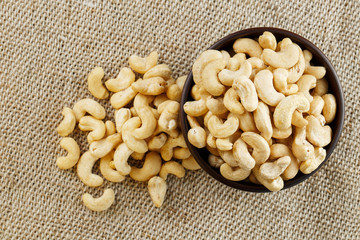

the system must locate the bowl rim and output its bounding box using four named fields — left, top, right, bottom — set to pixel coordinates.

left=180, top=27, right=345, bottom=192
